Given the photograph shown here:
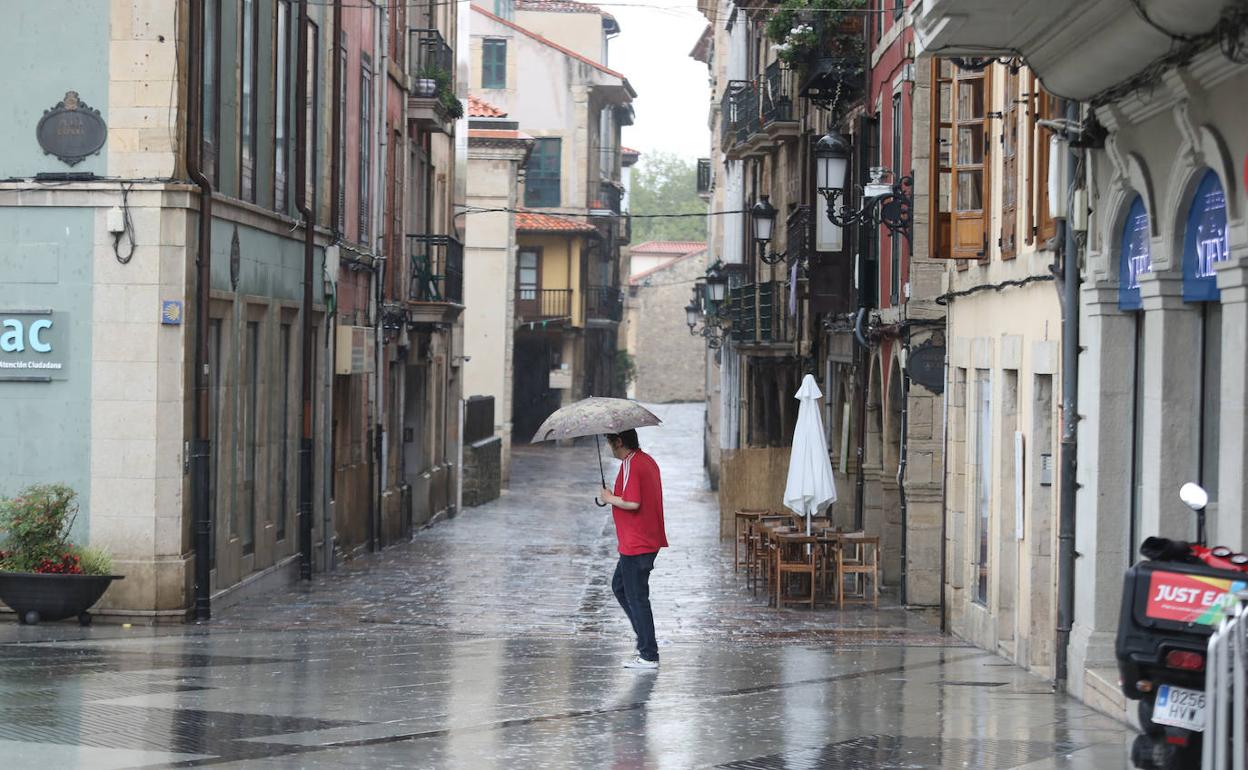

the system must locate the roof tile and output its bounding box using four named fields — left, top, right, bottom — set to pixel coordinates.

left=468, top=95, right=507, bottom=118
left=516, top=210, right=599, bottom=234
